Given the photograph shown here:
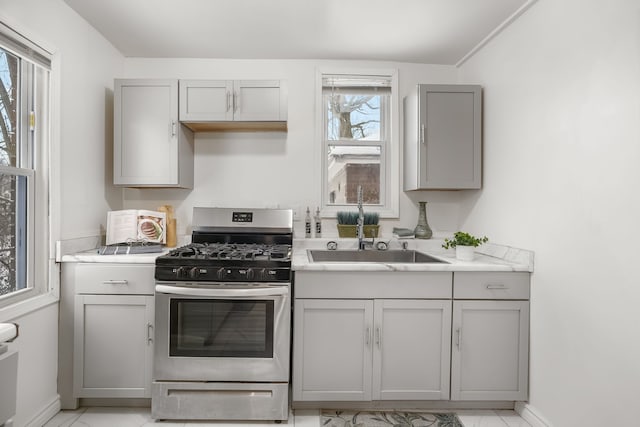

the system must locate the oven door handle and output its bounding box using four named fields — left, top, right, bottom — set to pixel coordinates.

left=155, top=284, right=289, bottom=297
